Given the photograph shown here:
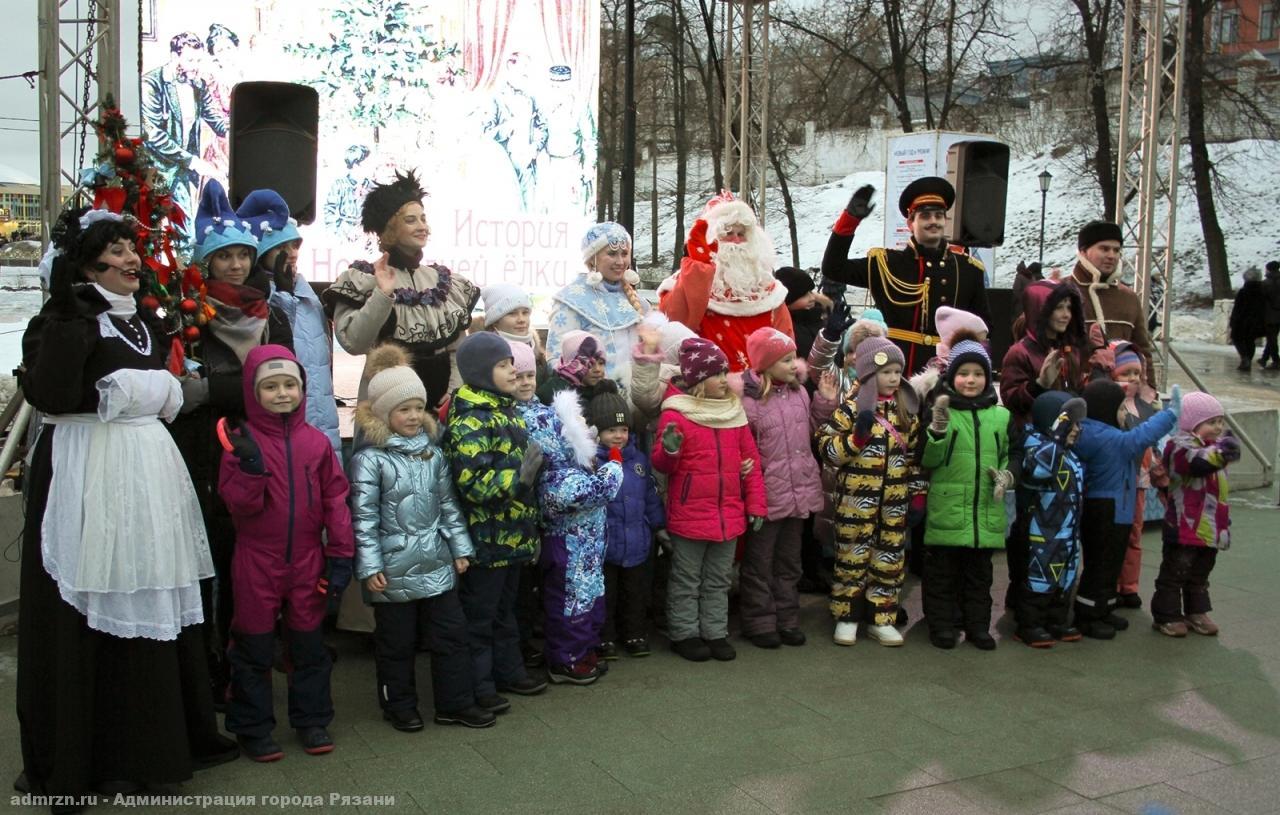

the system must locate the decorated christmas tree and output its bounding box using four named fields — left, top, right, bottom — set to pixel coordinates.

left=82, top=95, right=212, bottom=370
